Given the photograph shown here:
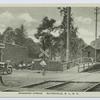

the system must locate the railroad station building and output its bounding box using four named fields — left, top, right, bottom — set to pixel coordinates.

left=82, top=45, right=100, bottom=62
